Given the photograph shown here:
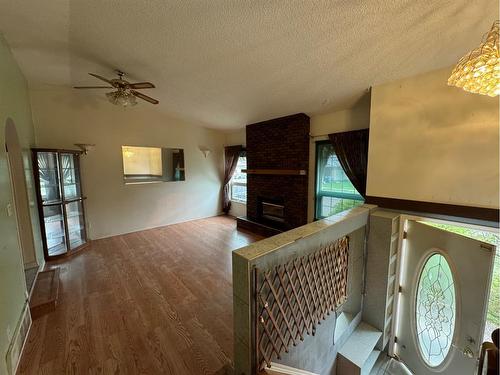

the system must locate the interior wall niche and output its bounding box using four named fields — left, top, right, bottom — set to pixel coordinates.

left=121, top=145, right=185, bottom=184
